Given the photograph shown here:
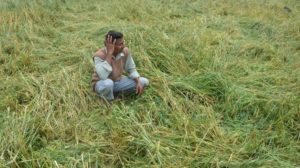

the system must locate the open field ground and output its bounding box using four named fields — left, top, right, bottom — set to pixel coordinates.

left=0, top=0, right=299, bottom=167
